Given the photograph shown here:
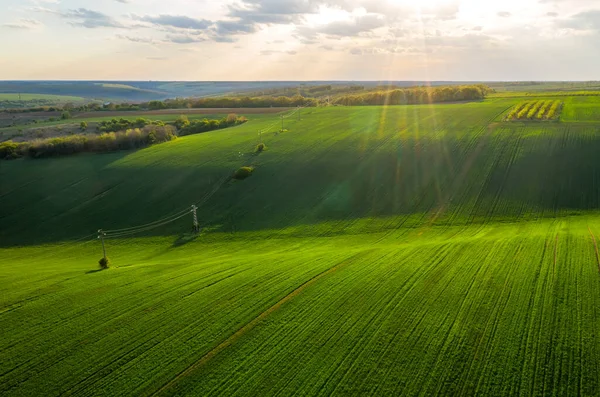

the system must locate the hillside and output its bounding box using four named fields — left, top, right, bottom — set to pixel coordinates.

left=4, top=97, right=600, bottom=396
left=3, top=98, right=600, bottom=245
